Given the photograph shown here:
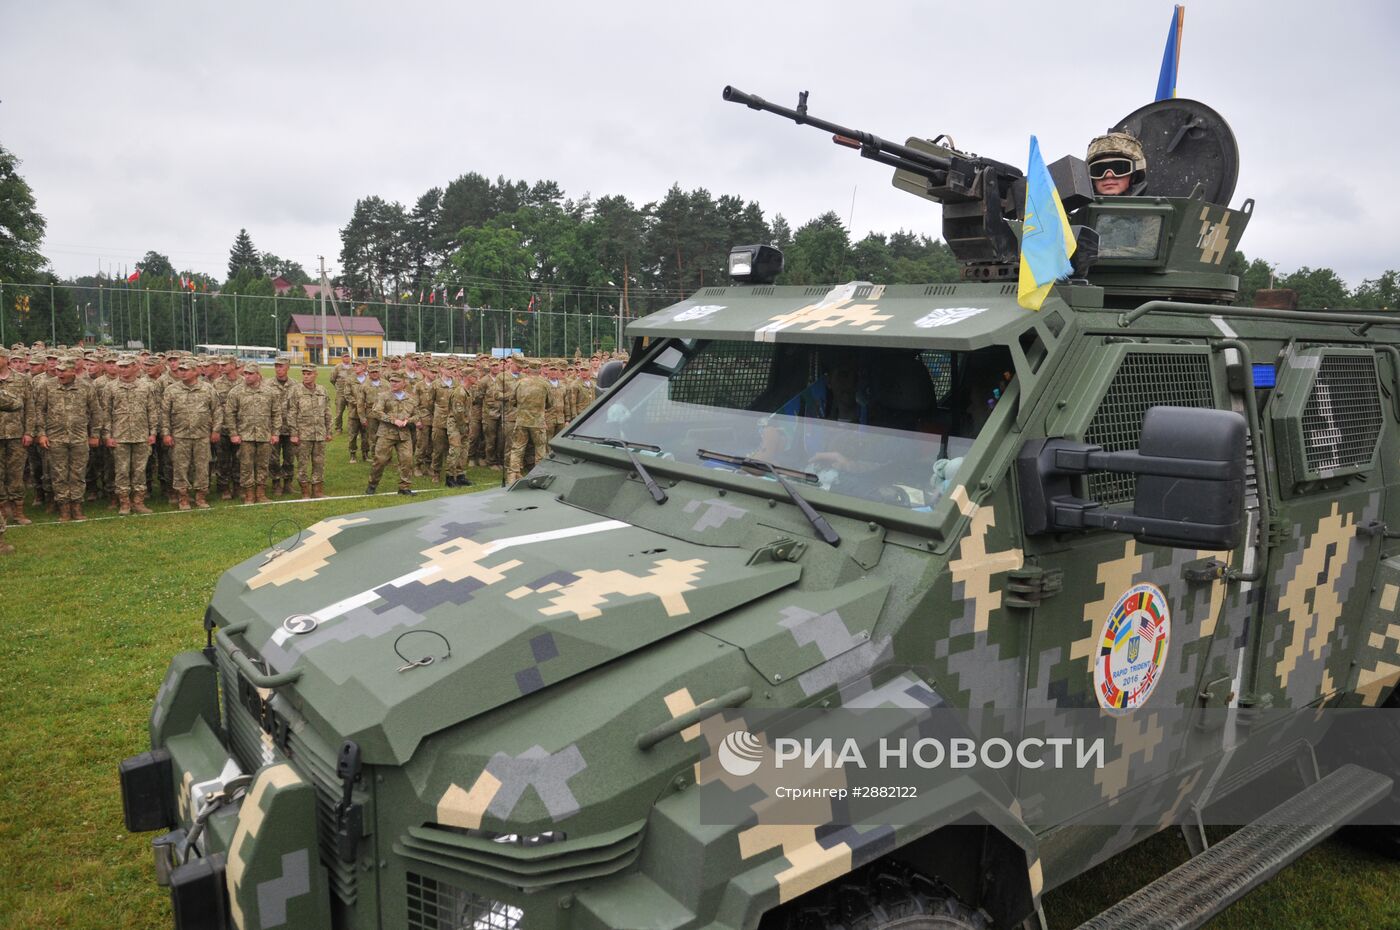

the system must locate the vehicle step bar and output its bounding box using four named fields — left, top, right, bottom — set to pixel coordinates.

left=1074, top=764, right=1392, bottom=930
